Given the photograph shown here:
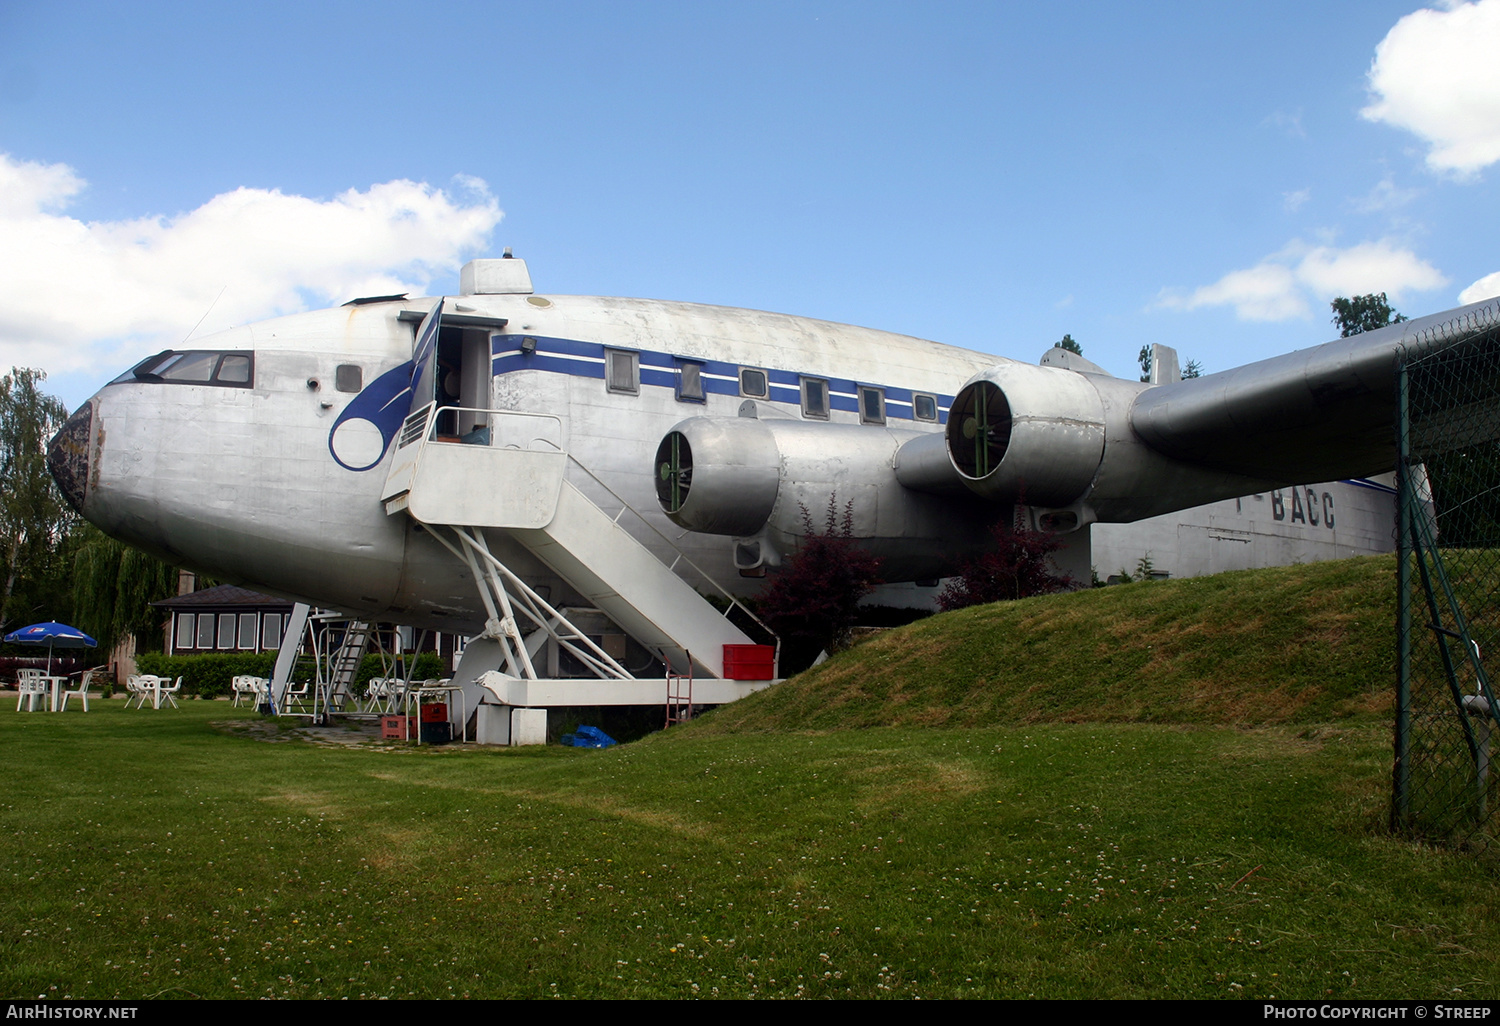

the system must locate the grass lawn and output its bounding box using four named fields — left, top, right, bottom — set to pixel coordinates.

left=3, top=697, right=1497, bottom=999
